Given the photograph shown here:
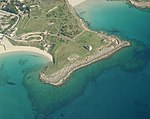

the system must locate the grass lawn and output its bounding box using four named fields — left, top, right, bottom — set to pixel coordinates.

left=13, top=0, right=110, bottom=75
left=44, top=31, right=109, bottom=75
left=16, top=0, right=83, bottom=38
